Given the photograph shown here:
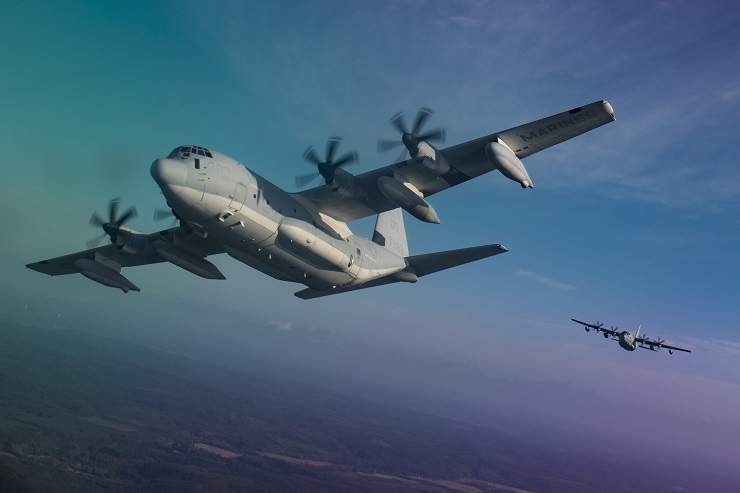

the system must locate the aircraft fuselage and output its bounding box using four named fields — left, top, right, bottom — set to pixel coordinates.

left=617, top=331, right=637, bottom=351
left=150, top=146, right=406, bottom=291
